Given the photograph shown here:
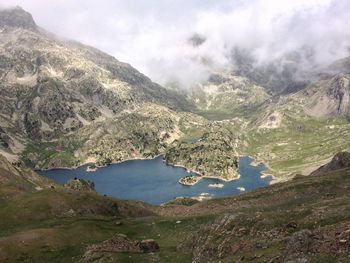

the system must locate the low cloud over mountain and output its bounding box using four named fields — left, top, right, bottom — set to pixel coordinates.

left=1, top=0, right=350, bottom=88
